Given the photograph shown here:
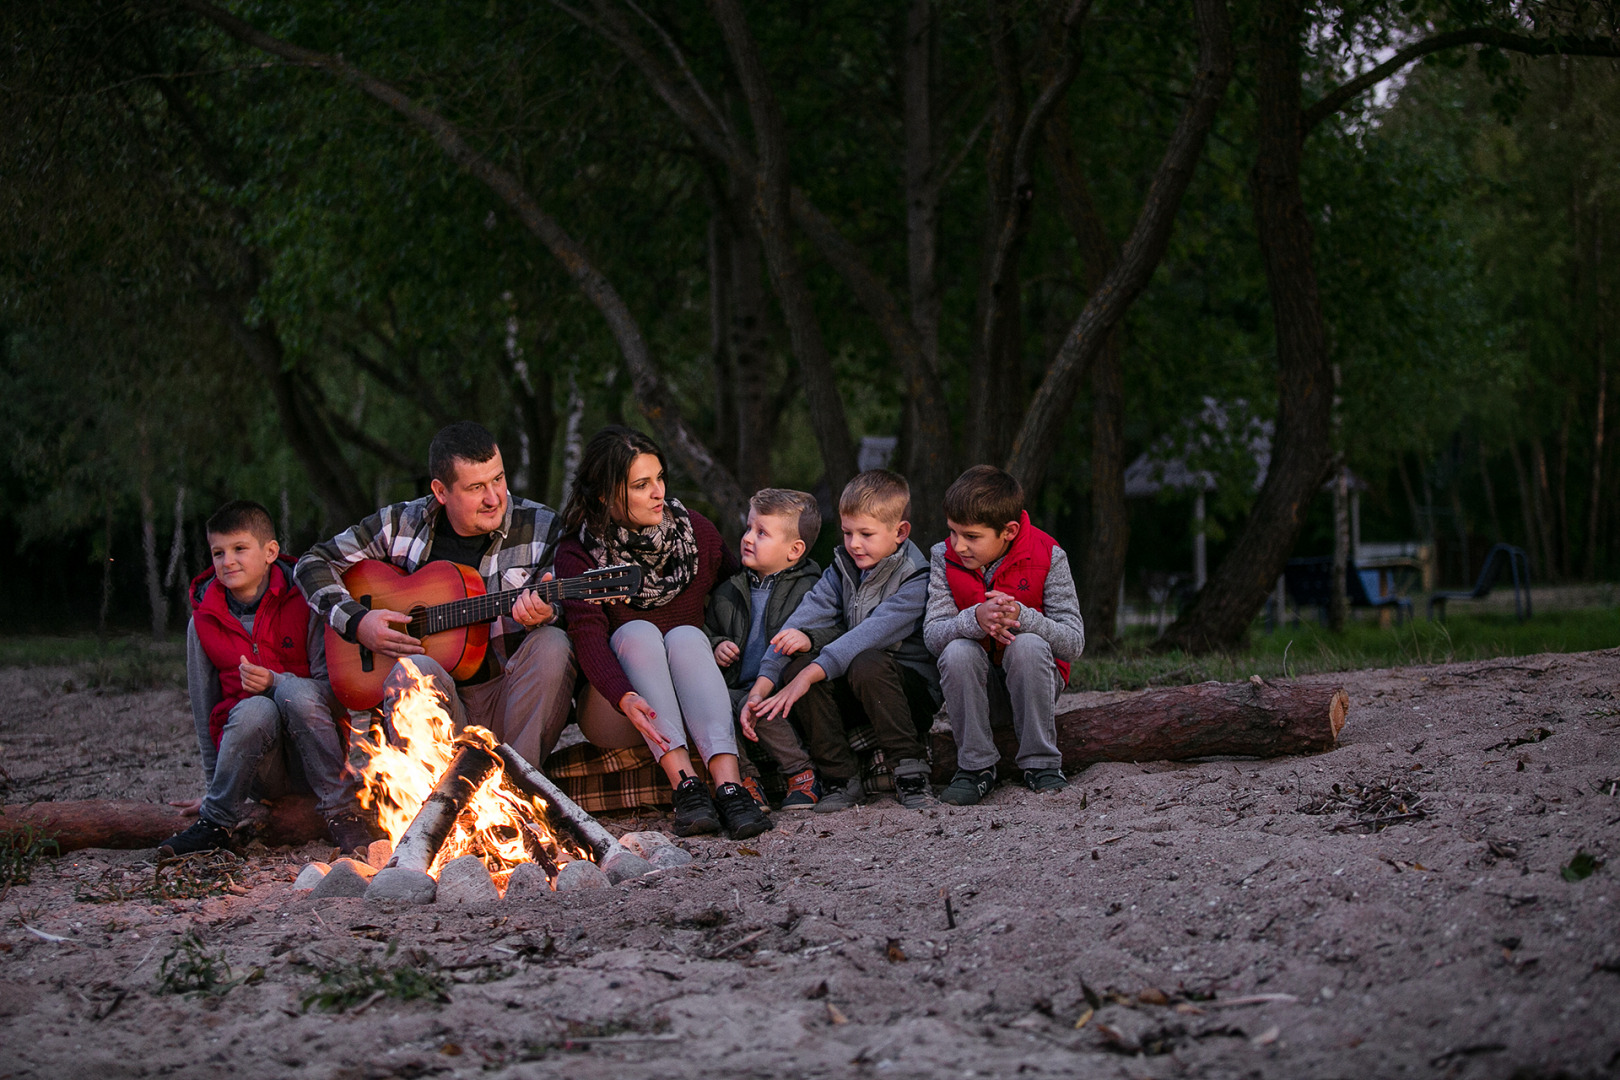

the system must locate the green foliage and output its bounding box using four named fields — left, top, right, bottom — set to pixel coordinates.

left=156, top=931, right=245, bottom=996
left=0, top=824, right=59, bottom=887
left=301, top=941, right=451, bottom=1012
left=1561, top=850, right=1605, bottom=882
left=0, top=636, right=185, bottom=691
left=77, top=850, right=245, bottom=905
